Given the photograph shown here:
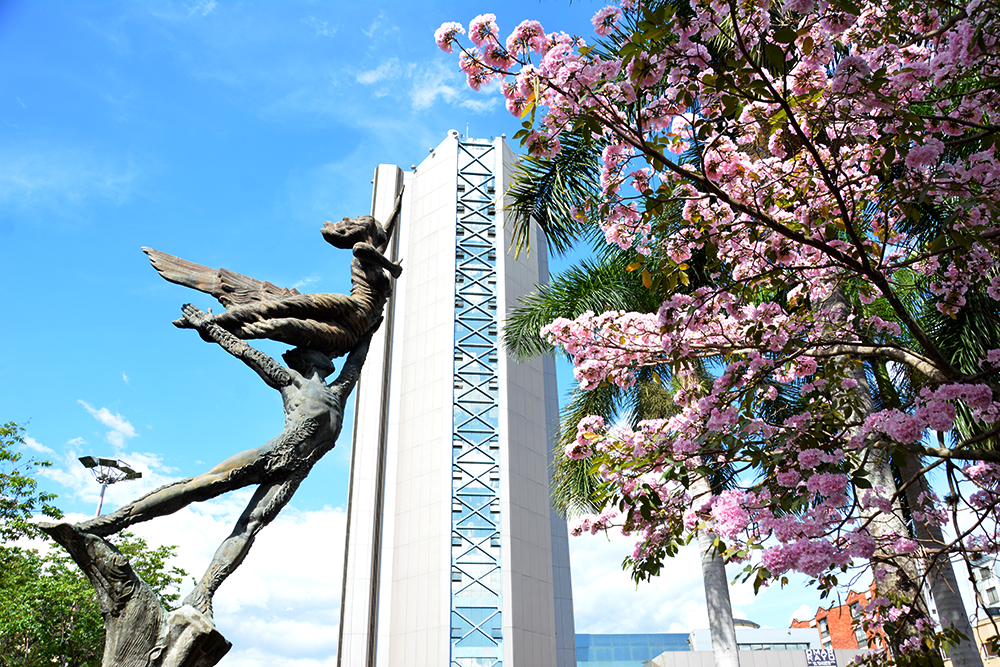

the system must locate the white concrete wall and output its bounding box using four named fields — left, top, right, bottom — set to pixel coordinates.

left=339, top=134, right=574, bottom=667
left=648, top=649, right=873, bottom=667
left=384, top=134, right=459, bottom=667
left=338, top=164, right=403, bottom=667
left=495, top=137, right=559, bottom=667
